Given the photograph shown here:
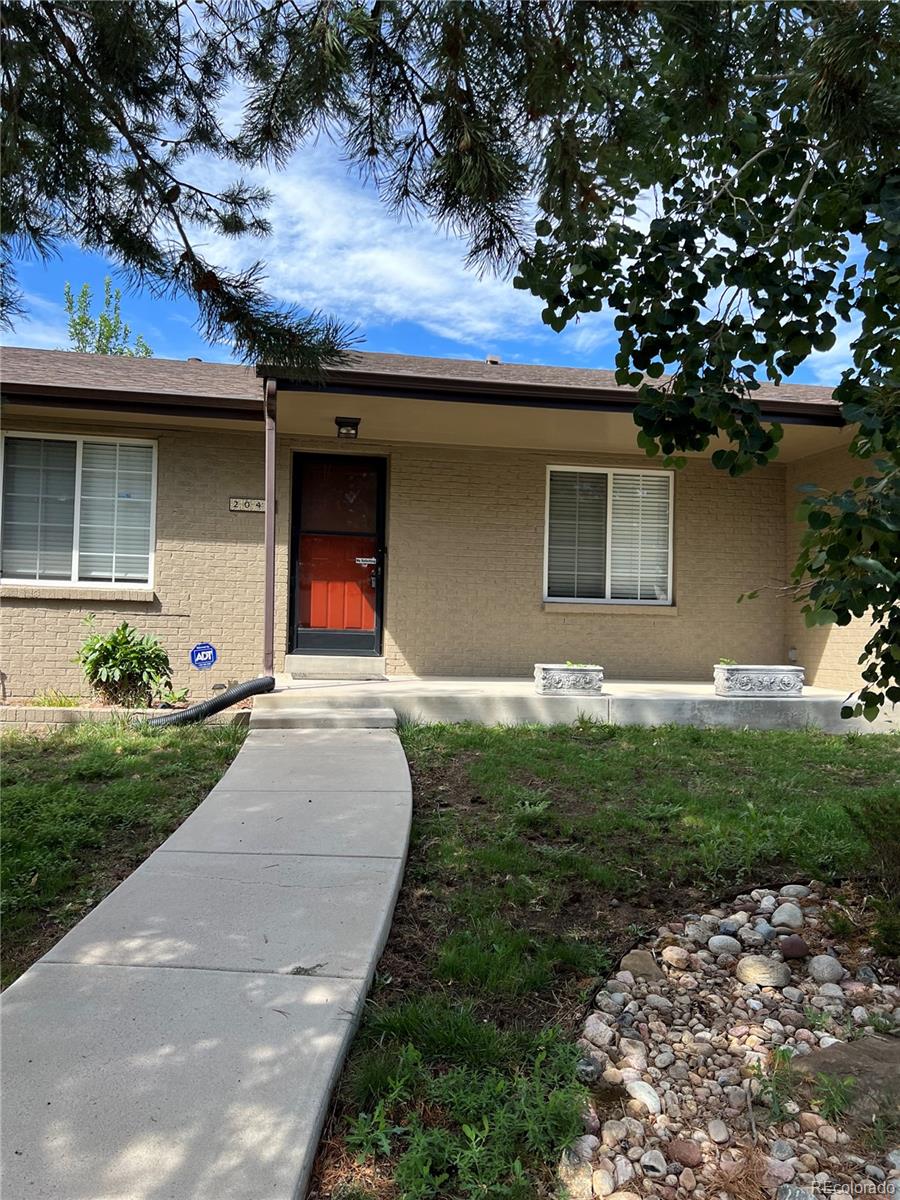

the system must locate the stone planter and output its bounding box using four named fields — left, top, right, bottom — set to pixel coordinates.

left=534, top=663, right=604, bottom=696
left=713, top=664, right=804, bottom=698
